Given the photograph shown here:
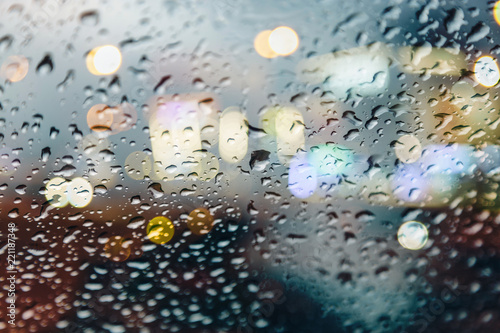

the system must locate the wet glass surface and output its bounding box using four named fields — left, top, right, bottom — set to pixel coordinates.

left=1, top=0, right=500, bottom=332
